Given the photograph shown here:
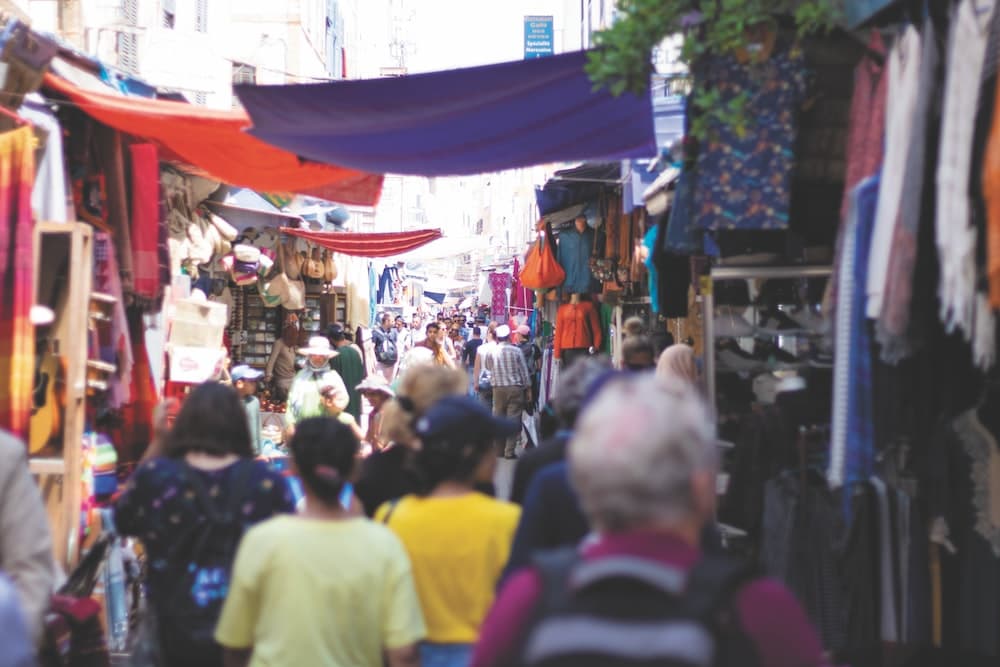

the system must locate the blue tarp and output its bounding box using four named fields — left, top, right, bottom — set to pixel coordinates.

left=235, top=51, right=657, bottom=177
